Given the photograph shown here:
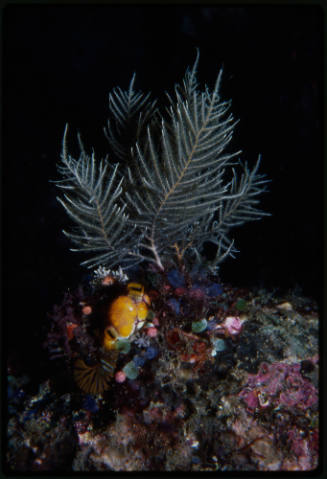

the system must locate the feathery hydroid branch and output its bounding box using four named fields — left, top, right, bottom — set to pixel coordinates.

left=55, top=50, right=270, bottom=271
